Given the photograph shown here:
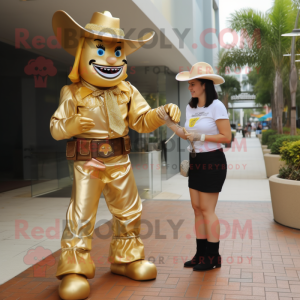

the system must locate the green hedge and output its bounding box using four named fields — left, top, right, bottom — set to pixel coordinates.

left=280, top=140, right=300, bottom=166
left=283, top=127, right=300, bottom=135
left=279, top=165, right=300, bottom=180
left=270, top=135, right=300, bottom=154
left=262, top=129, right=277, bottom=145
left=267, top=134, right=285, bottom=149
left=149, top=137, right=158, bottom=143
left=278, top=140, right=300, bottom=181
